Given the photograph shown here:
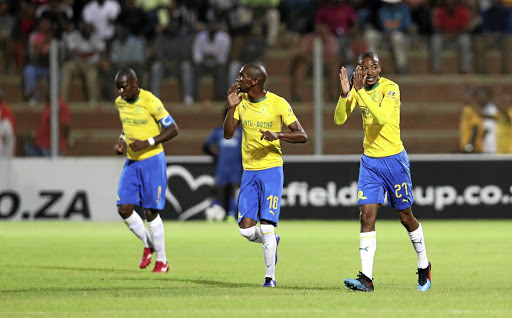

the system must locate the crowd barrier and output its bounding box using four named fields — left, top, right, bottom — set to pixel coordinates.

left=1, top=154, right=511, bottom=221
